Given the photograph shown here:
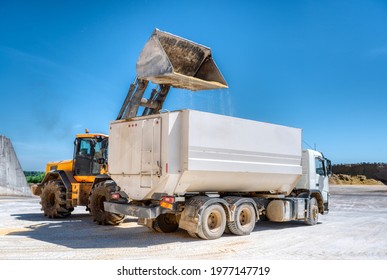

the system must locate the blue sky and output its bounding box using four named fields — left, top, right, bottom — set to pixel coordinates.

left=1, top=0, right=387, bottom=171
